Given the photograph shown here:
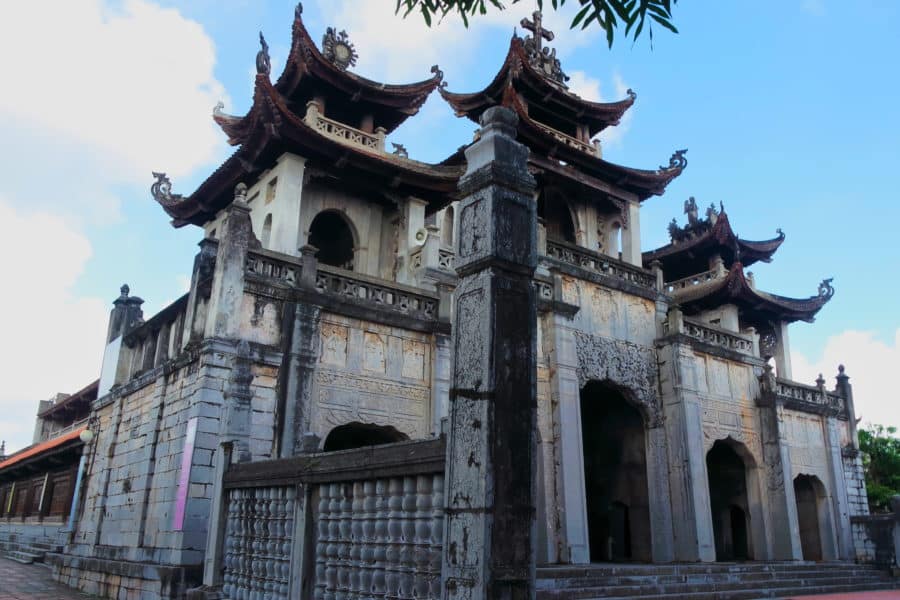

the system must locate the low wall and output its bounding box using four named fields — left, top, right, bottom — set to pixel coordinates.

left=48, top=552, right=202, bottom=599
left=0, top=518, right=68, bottom=551
left=851, top=514, right=895, bottom=567
left=212, top=437, right=446, bottom=600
